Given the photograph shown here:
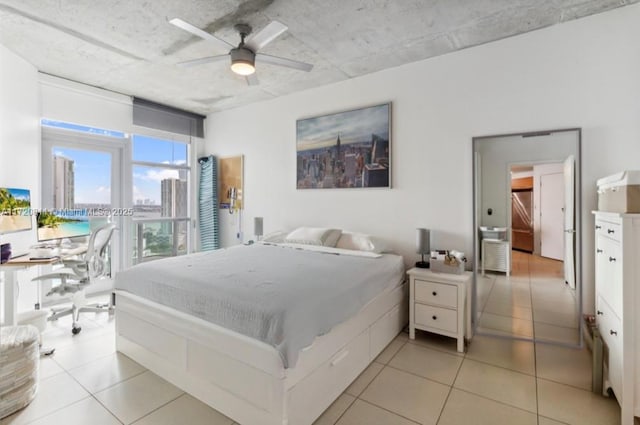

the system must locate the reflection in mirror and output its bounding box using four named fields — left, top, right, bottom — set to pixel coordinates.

left=472, top=129, right=581, bottom=345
